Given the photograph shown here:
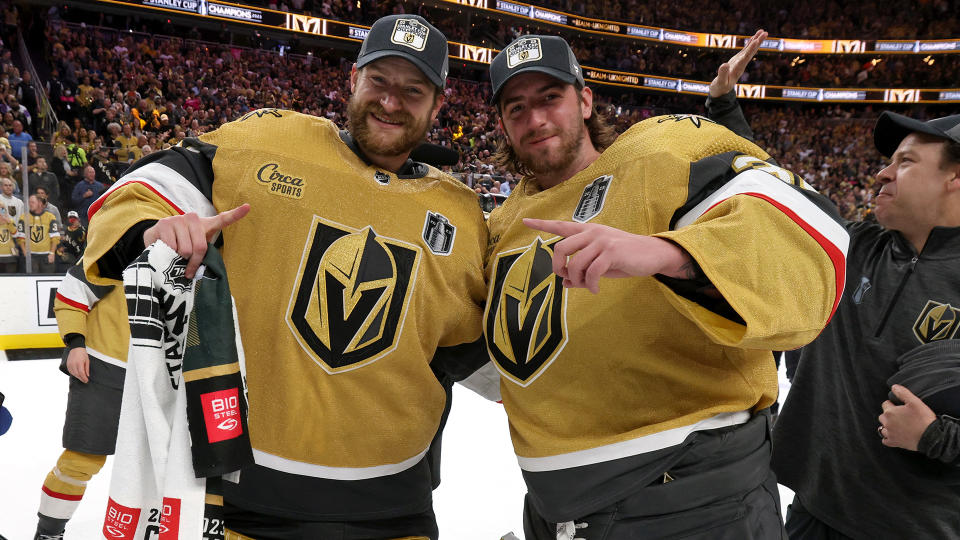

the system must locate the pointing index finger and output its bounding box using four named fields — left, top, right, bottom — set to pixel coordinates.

left=522, top=218, right=586, bottom=237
